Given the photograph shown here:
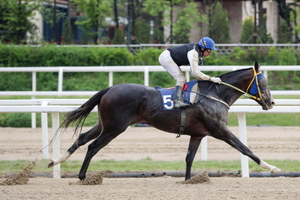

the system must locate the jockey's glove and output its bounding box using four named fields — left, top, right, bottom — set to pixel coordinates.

left=210, top=77, right=222, bottom=84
